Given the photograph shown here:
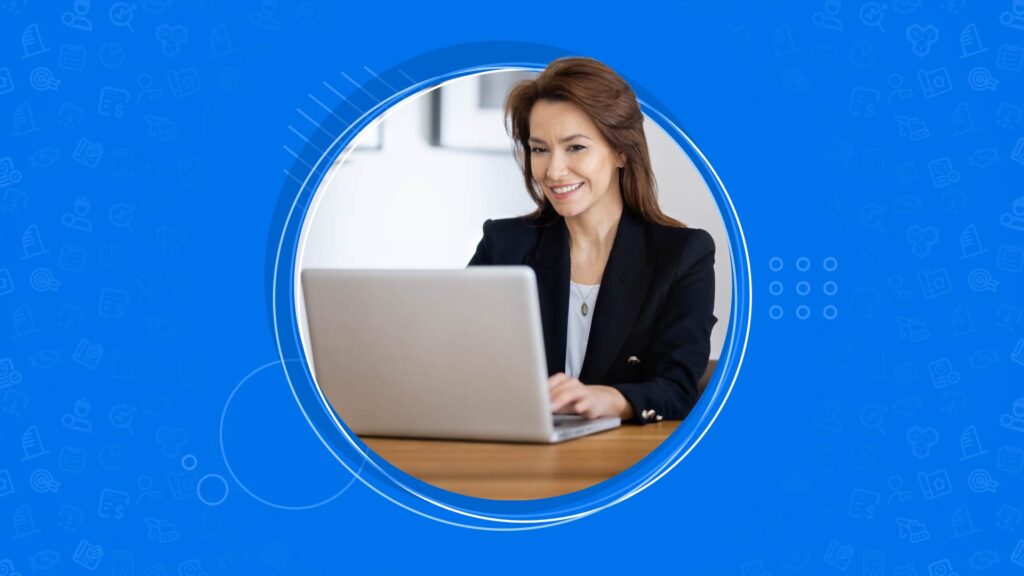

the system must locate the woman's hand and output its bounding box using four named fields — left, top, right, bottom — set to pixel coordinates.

left=548, top=373, right=635, bottom=420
